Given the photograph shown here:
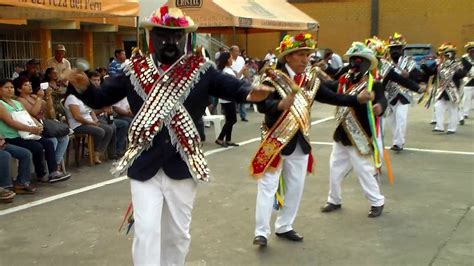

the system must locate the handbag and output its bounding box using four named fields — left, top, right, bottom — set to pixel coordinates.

left=41, top=119, right=70, bottom=138
left=10, top=110, right=41, bottom=140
